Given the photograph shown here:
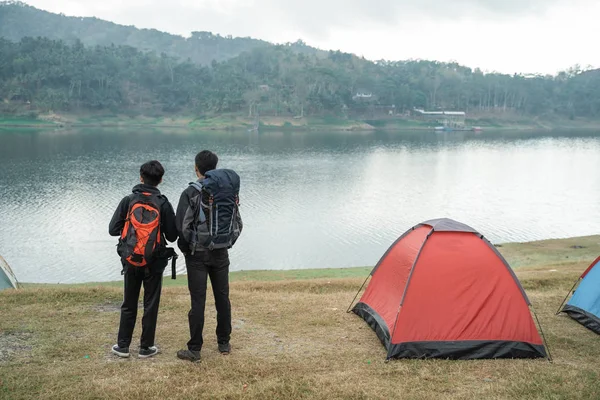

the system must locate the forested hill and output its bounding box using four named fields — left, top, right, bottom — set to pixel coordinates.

left=2, top=36, right=599, bottom=121
left=0, top=1, right=599, bottom=122
left=0, top=1, right=322, bottom=65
